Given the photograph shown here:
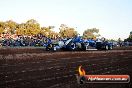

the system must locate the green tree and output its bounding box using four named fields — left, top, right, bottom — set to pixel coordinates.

left=124, top=31, right=132, bottom=42
left=129, top=31, right=132, bottom=38
left=25, top=19, right=41, bottom=35
left=0, top=21, right=5, bottom=34
left=40, top=26, right=55, bottom=37
left=107, top=39, right=117, bottom=42
left=59, top=24, right=78, bottom=38
left=83, top=28, right=100, bottom=39
left=5, top=20, right=17, bottom=34
left=15, top=23, right=26, bottom=35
